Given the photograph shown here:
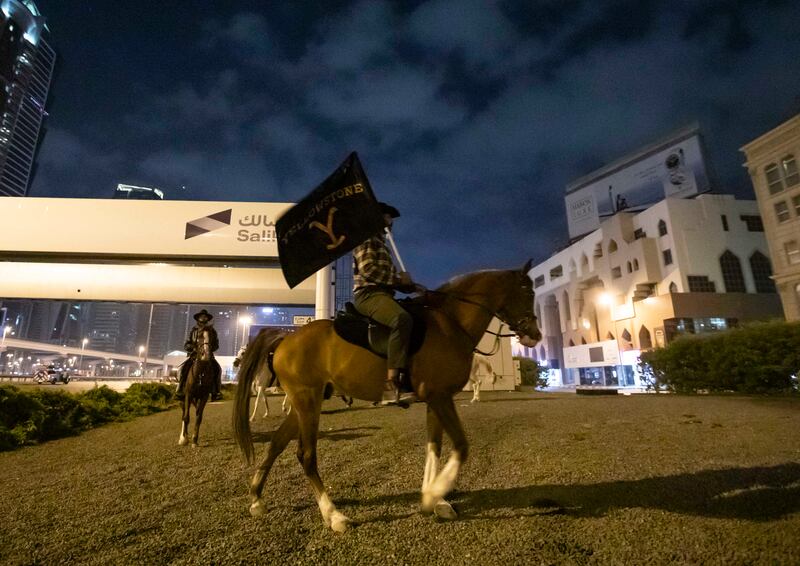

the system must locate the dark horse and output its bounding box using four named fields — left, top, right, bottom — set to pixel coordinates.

left=233, top=262, right=541, bottom=532
left=178, top=328, right=217, bottom=447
